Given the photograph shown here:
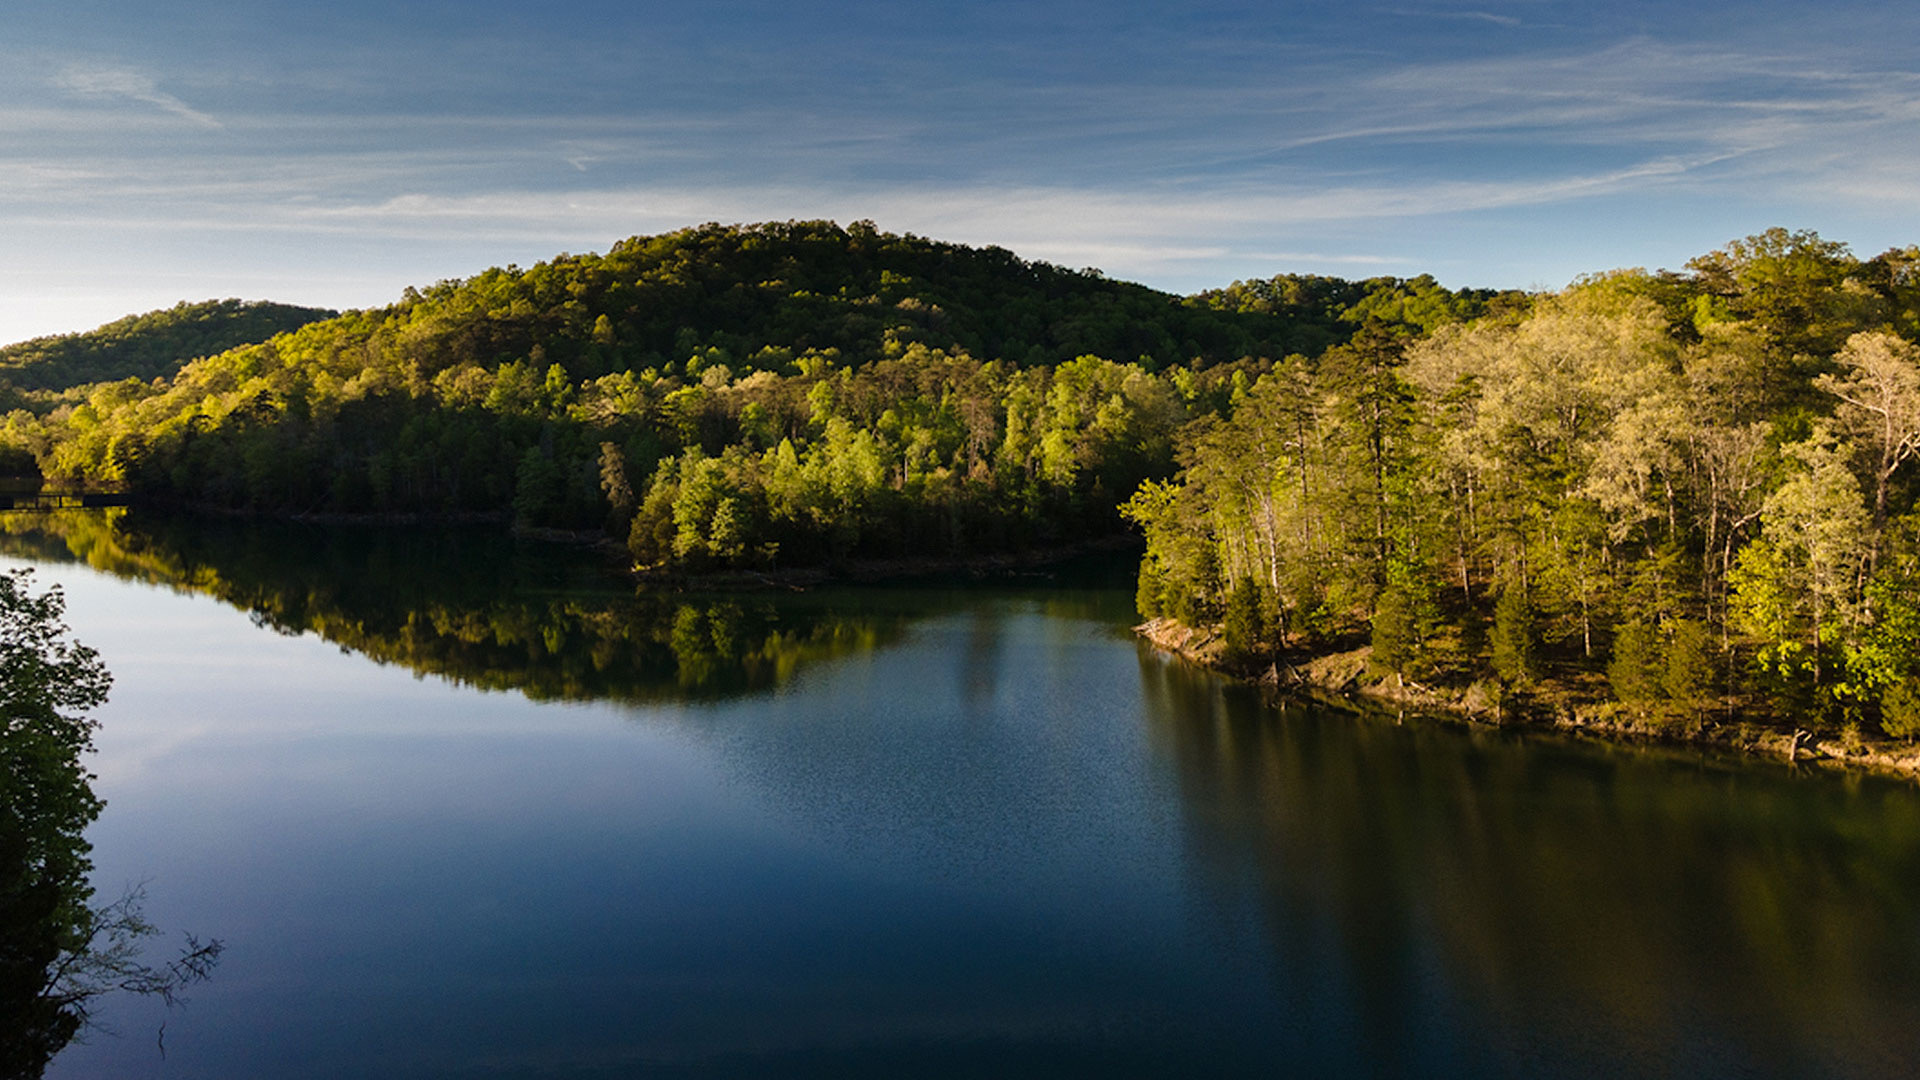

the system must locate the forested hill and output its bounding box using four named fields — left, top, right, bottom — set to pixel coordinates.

left=5, top=220, right=1503, bottom=562
left=0, top=299, right=336, bottom=392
